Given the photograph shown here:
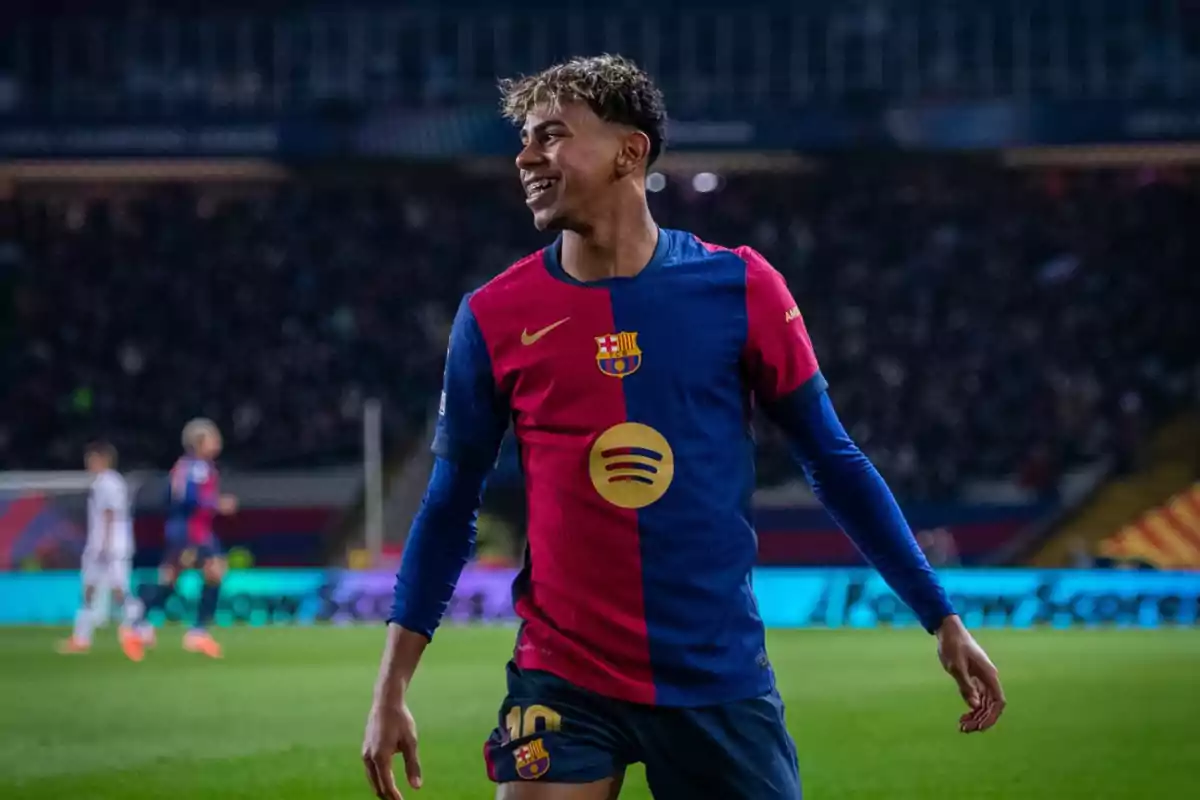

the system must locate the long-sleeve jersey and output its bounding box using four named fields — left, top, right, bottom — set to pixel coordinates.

left=165, top=456, right=220, bottom=546
left=391, top=228, right=955, bottom=707
left=85, top=469, right=133, bottom=559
